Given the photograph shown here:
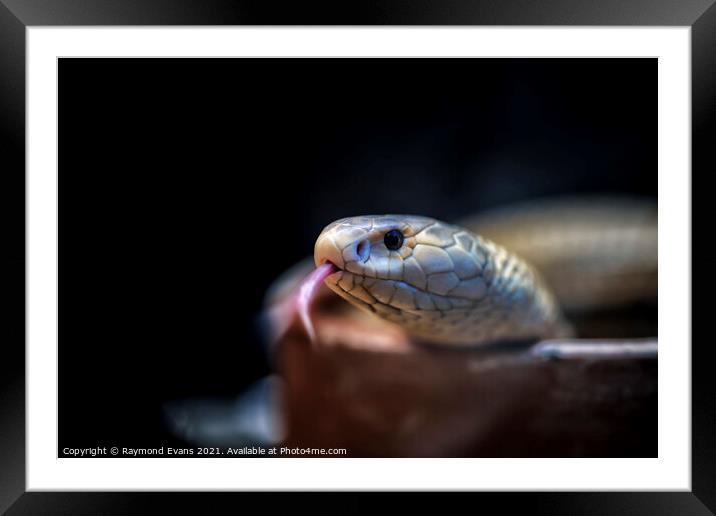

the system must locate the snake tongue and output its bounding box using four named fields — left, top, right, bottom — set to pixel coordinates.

left=271, top=262, right=340, bottom=342
left=295, top=262, right=338, bottom=343
left=265, top=261, right=337, bottom=345
left=267, top=262, right=340, bottom=344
